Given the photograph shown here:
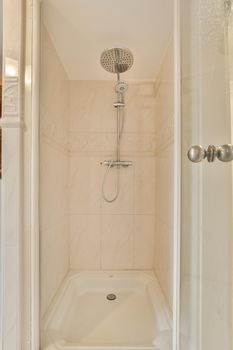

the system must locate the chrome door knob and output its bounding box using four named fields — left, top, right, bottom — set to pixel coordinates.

left=217, top=144, right=233, bottom=162
left=187, top=145, right=206, bottom=163
left=188, top=144, right=233, bottom=163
